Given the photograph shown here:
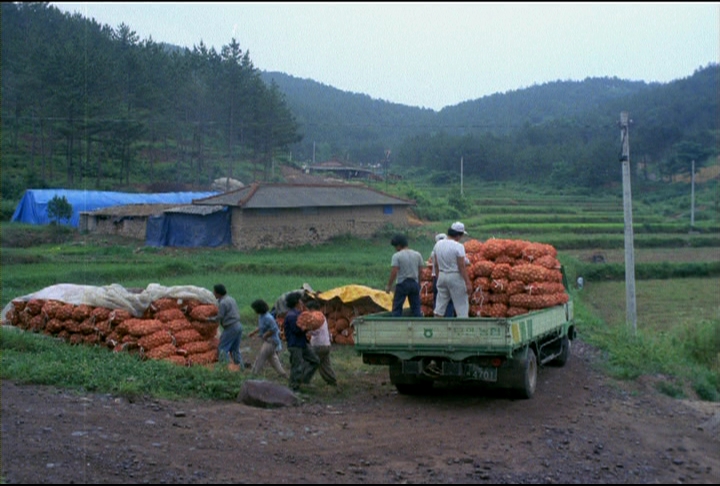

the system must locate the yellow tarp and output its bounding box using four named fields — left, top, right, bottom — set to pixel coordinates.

left=316, top=284, right=394, bottom=312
